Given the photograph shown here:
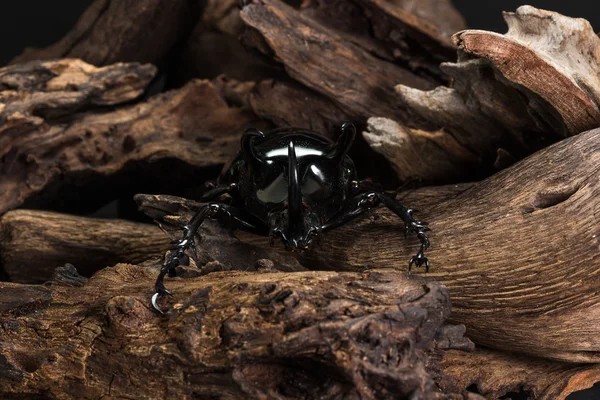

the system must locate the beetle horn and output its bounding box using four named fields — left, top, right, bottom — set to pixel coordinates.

left=241, top=128, right=265, bottom=165
left=327, top=121, right=356, bottom=162
left=287, top=140, right=302, bottom=224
